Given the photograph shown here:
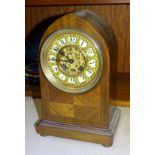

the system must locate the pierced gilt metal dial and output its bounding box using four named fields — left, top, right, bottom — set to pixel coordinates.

left=40, top=29, right=103, bottom=93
